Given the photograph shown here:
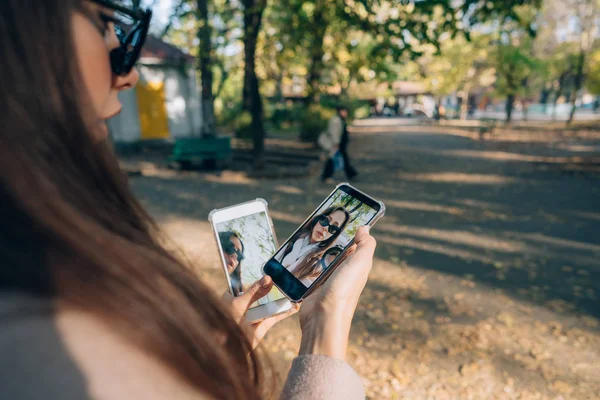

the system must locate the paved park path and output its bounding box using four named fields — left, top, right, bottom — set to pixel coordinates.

left=130, top=123, right=600, bottom=399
